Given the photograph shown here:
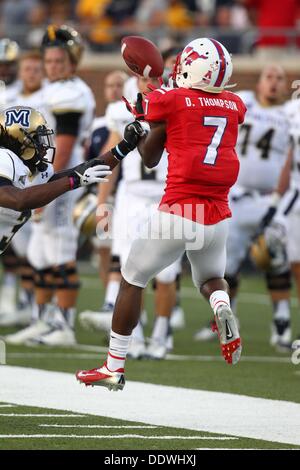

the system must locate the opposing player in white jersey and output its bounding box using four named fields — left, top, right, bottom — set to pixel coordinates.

left=0, top=106, right=112, bottom=258
left=195, top=65, right=292, bottom=349
left=262, top=97, right=300, bottom=340
left=80, top=75, right=181, bottom=359
left=14, top=25, right=97, bottom=347
left=86, top=70, right=129, bottom=288
left=0, top=38, right=22, bottom=324
left=0, top=51, right=47, bottom=328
